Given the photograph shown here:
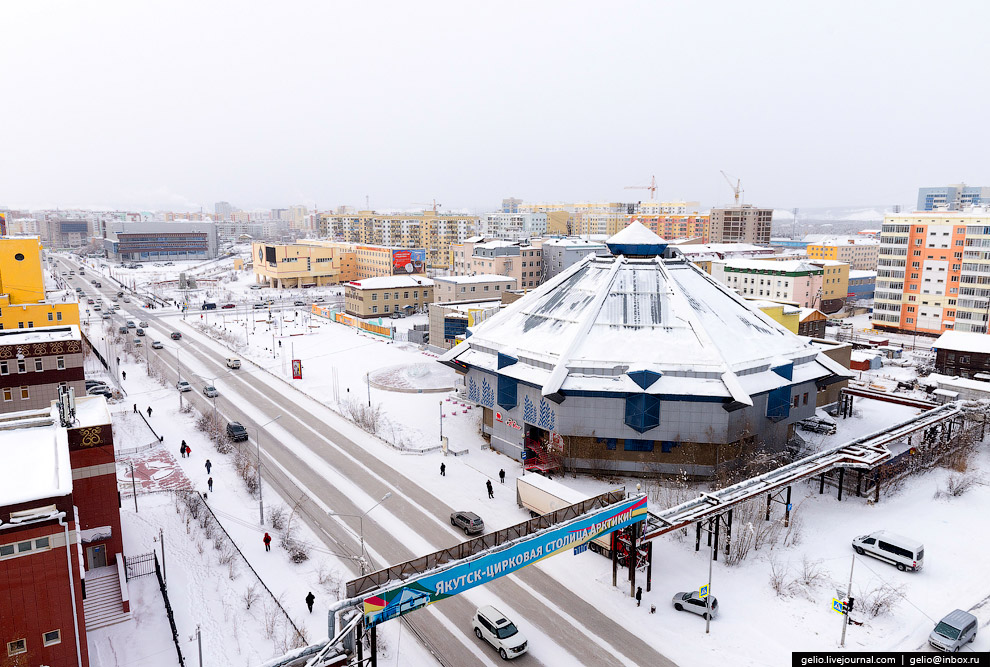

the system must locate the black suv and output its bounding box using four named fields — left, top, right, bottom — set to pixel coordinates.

left=450, top=511, right=485, bottom=535
left=226, top=421, right=248, bottom=442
